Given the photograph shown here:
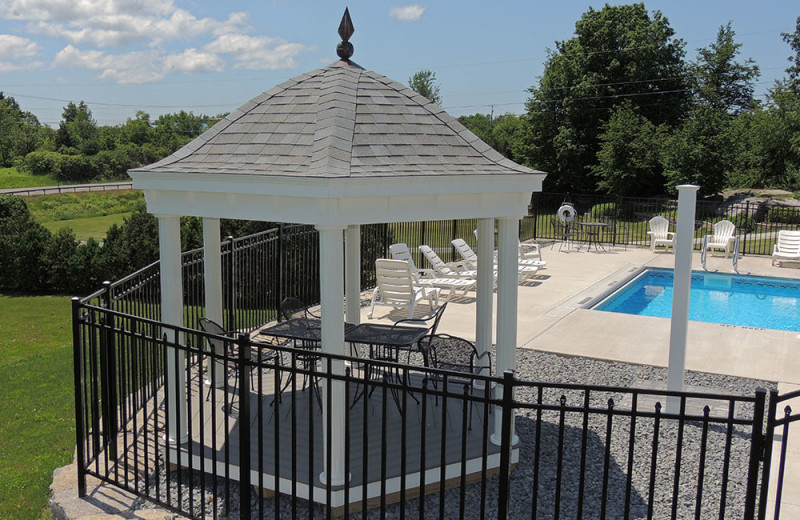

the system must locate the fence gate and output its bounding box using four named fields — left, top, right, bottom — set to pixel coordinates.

left=759, top=389, right=800, bottom=520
